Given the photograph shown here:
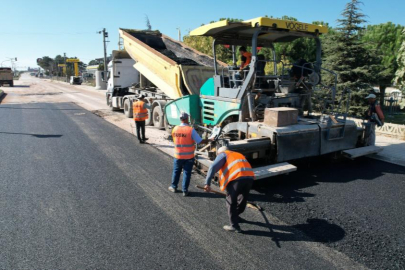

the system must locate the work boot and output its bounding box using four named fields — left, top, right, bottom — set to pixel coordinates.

left=143, top=138, right=149, bottom=141
left=168, top=186, right=177, bottom=193
left=139, top=140, right=144, bottom=144
left=223, top=225, right=242, bottom=233
left=182, top=191, right=189, bottom=197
